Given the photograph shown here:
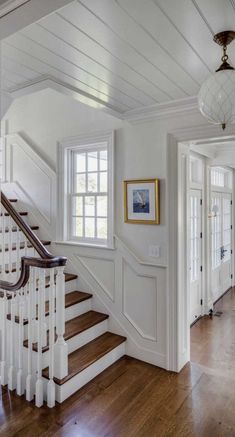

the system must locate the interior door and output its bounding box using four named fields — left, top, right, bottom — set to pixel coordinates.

left=189, top=190, right=202, bottom=324
left=211, top=192, right=232, bottom=302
